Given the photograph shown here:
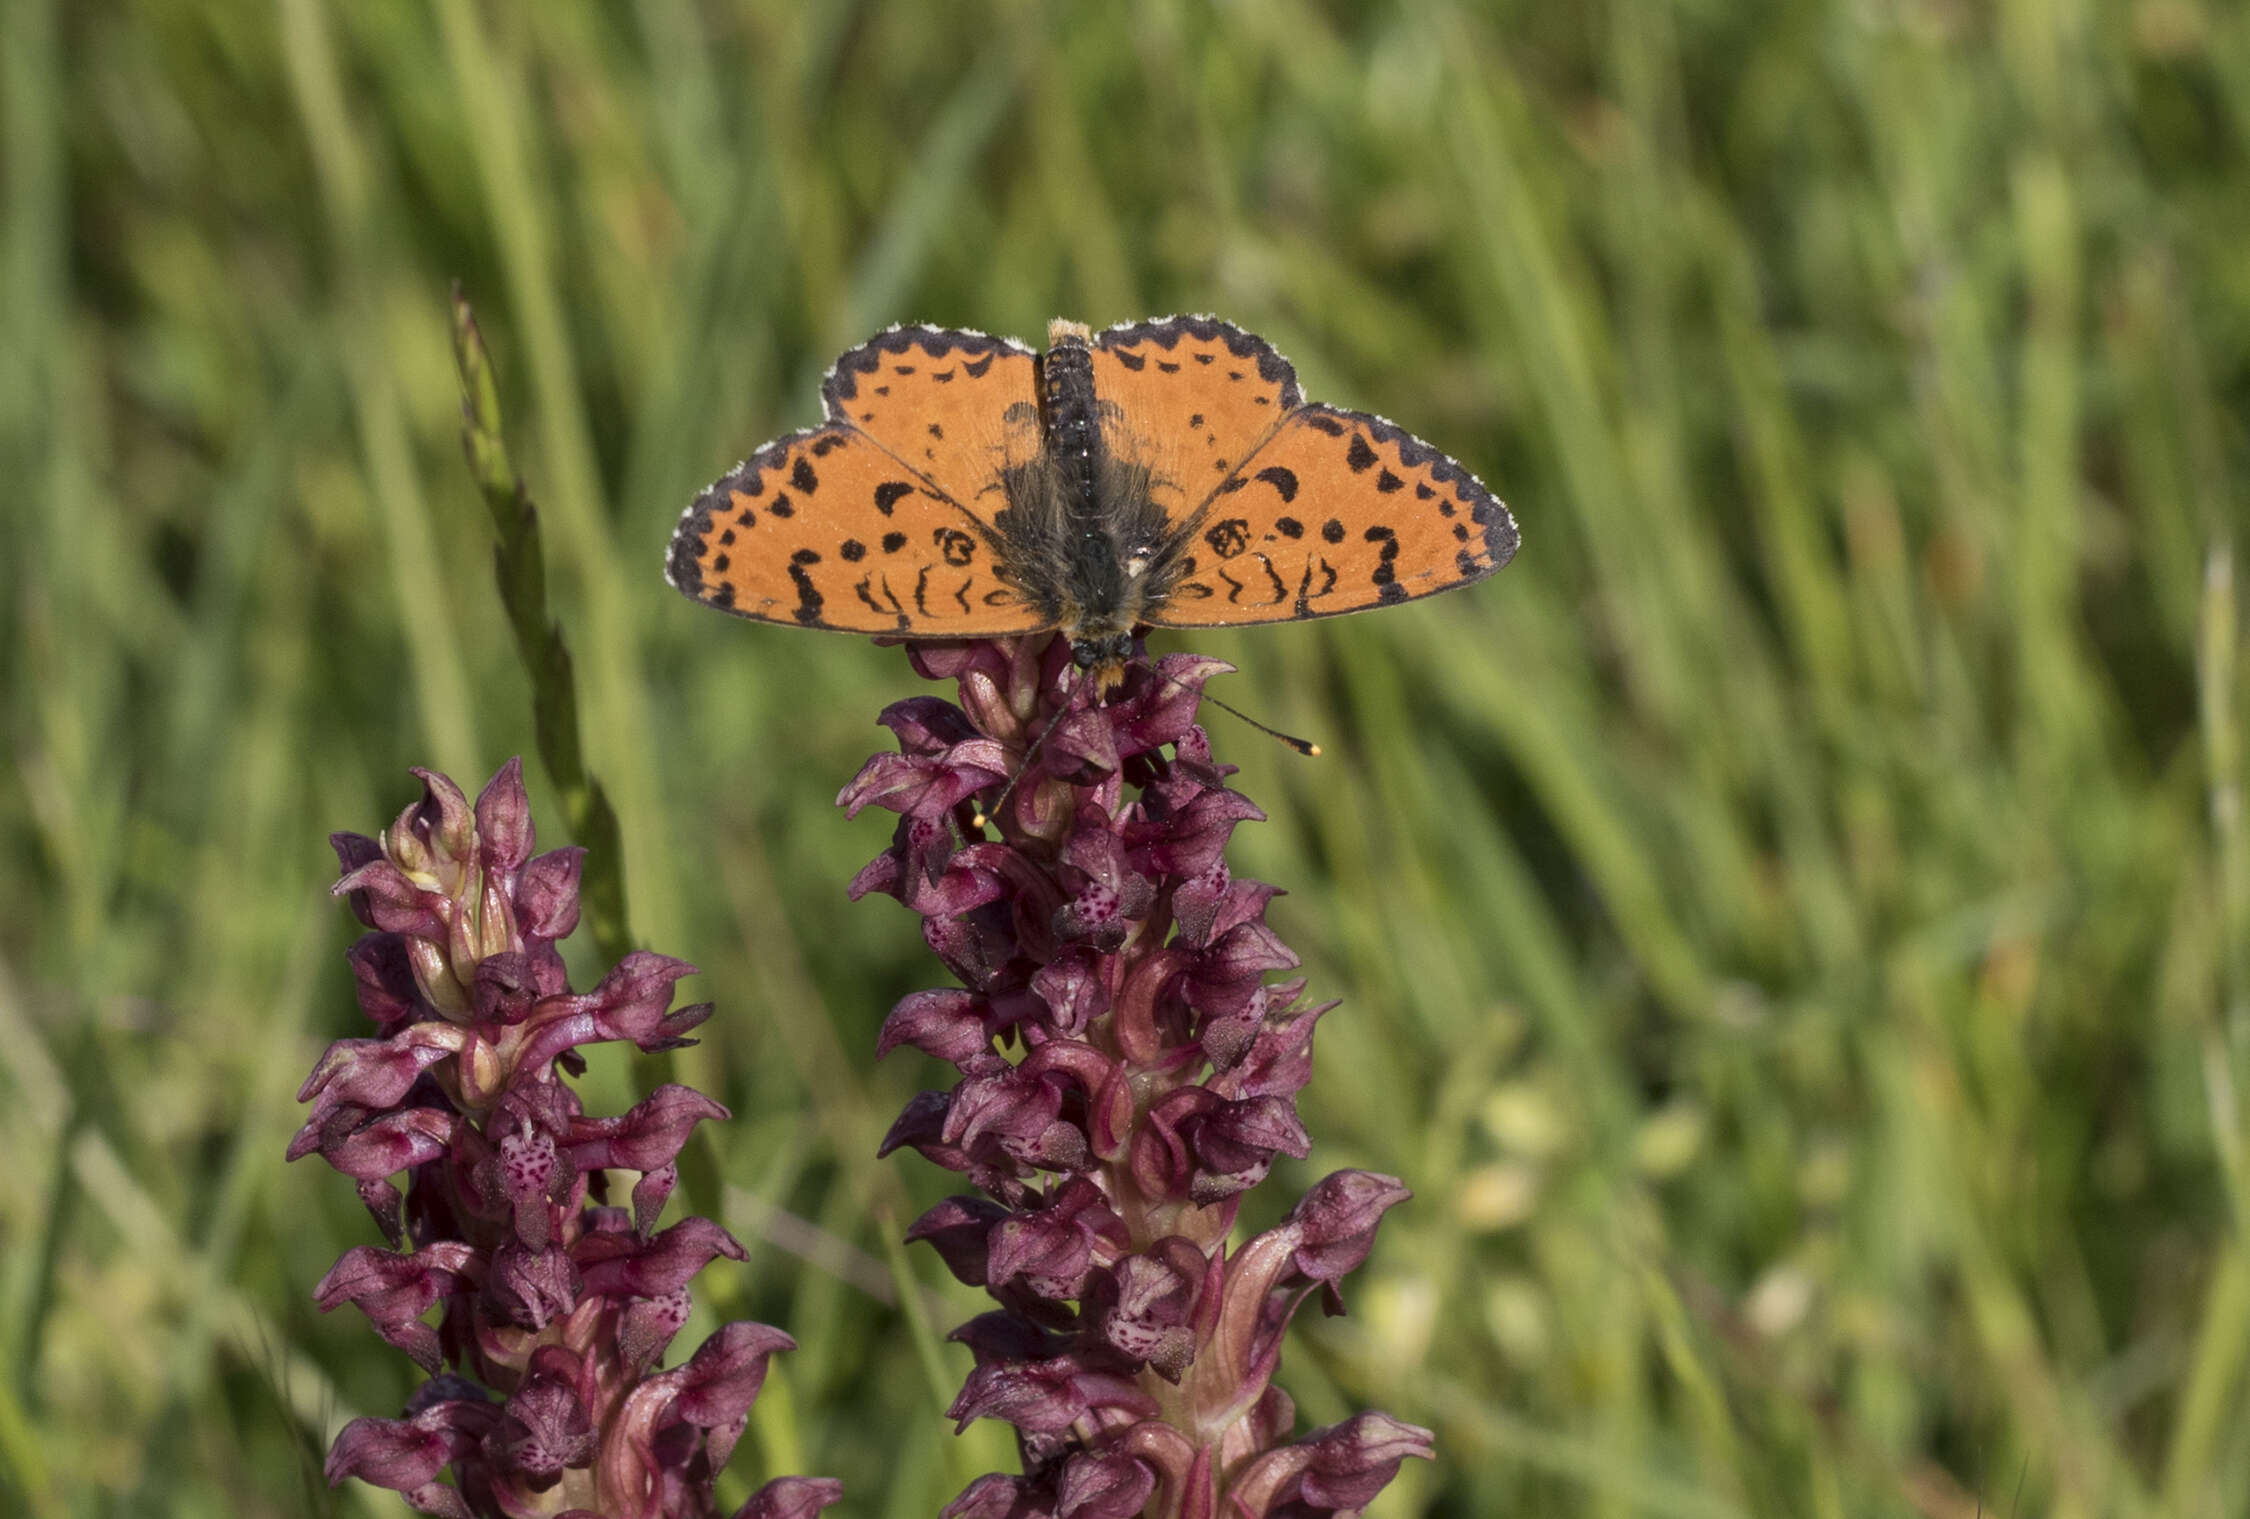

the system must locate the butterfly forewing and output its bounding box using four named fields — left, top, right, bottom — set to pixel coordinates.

left=666, top=425, right=1050, bottom=636
left=1147, top=405, right=1518, bottom=628
left=821, top=326, right=1042, bottom=513
left=1089, top=317, right=1301, bottom=519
